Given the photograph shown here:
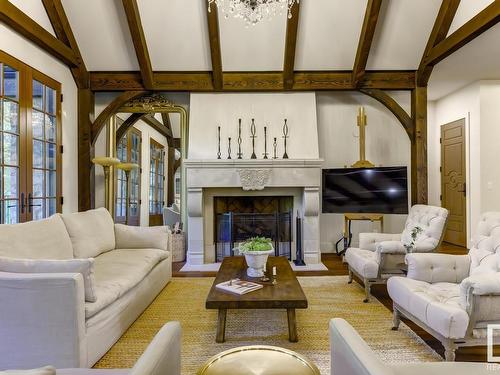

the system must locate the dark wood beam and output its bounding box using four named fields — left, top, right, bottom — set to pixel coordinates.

left=161, top=113, right=172, bottom=132
left=411, top=86, right=428, bottom=205
left=206, top=2, right=223, bottom=90
left=172, top=138, right=181, bottom=149
left=121, top=0, right=154, bottom=90
left=352, top=0, right=382, bottom=86
left=423, top=1, right=500, bottom=68
left=0, top=0, right=78, bottom=66
left=283, top=1, right=301, bottom=89
left=417, top=0, right=461, bottom=86
left=359, top=88, right=413, bottom=141
left=142, top=114, right=173, bottom=139
left=41, top=0, right=89, bottom=89
left=89, top=71, right=416, bottom=91
left=91, top=90, right=147, bottom=145
left=115, top=113, right=145, bottom=143
left=166, top=146, right=175, bottom=206
left=78, top=89, right=95, bottom=211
